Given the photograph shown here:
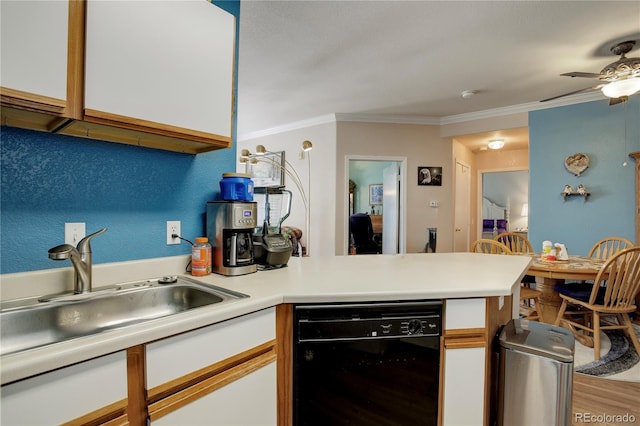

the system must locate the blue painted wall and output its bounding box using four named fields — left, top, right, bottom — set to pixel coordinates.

left=0, top=0, right=240, bottom=274
left=529, top=97, right=639, bottom=255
